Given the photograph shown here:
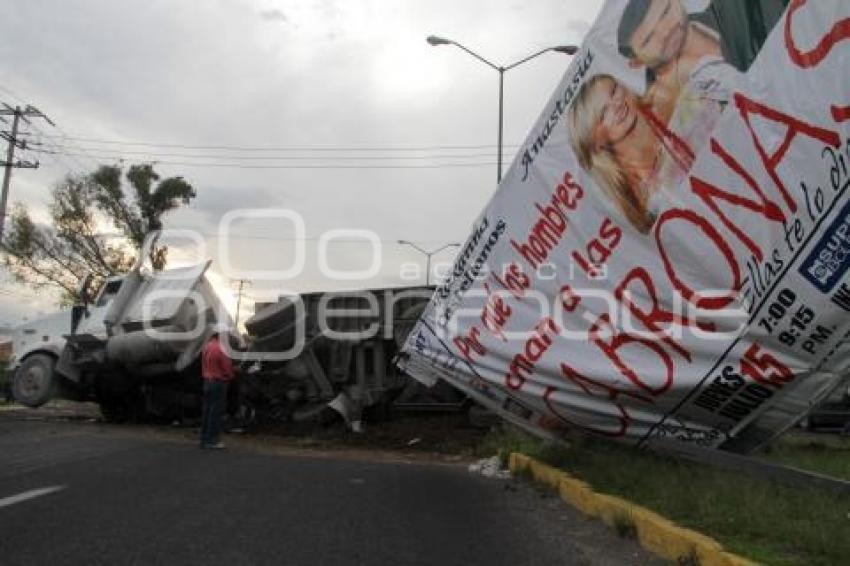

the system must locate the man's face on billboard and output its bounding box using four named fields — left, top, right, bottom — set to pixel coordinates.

left=628, top=0, right=689, bottom=68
